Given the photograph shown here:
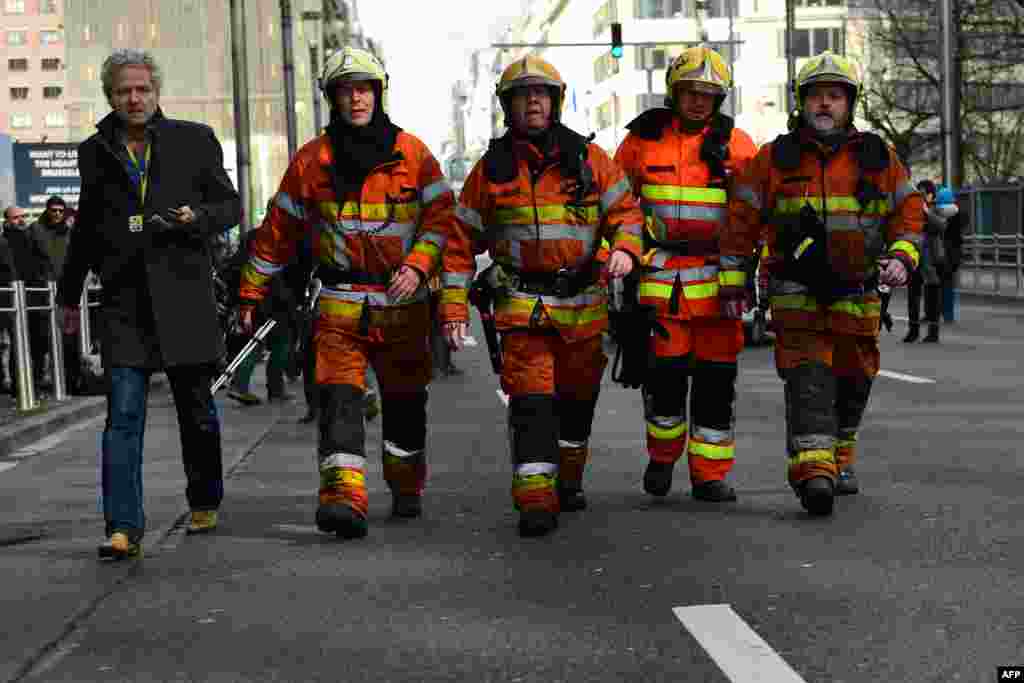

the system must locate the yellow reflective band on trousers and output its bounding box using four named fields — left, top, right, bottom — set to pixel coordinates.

left=640, top=280, right=719, bottom=301
left=687, top=439, right=734, bottom=460
left=641, top=185, right=728, bottom=204
left=440, top=289, right=468, bottom=306
left=772, top=294, right=881, bottom=318
left=411, top=240, right=440, bottom=261
left=788, top=449, right=836, bottom=466
left=718, top=270, right=745, bottom=287
left=836, top=438, right=857, bottom=450
left=647, top=420, right=688, bottom=441
left=775, top=196, right=890, bottom=215
left=512, top=473, right=557, bottom=493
